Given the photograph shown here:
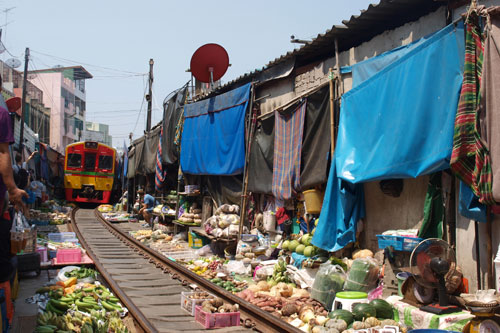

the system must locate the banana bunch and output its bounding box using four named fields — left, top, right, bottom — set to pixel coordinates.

left=35, top=311, right=71, bottom=332
left=108, top=315, right=129, bottom=333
